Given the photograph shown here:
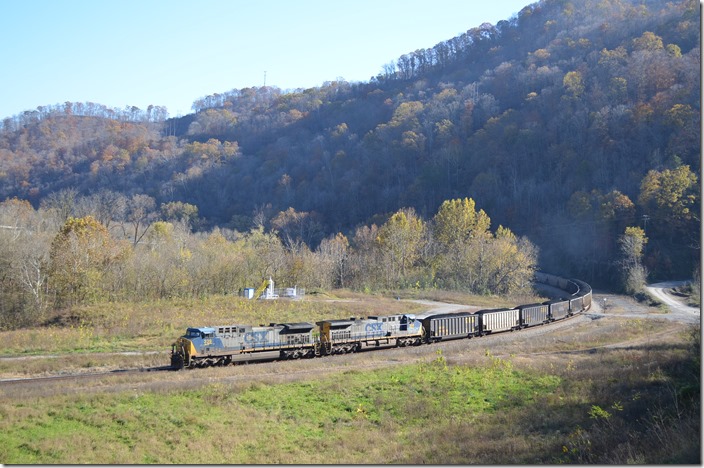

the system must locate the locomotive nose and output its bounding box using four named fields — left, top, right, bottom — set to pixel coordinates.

left=171, top=337, right=197, bottom=369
